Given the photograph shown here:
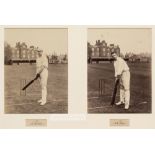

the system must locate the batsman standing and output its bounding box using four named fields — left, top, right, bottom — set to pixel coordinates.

left=36, top=49, right=49, bottom=105
left=111, top=51, right=130, bottom=109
